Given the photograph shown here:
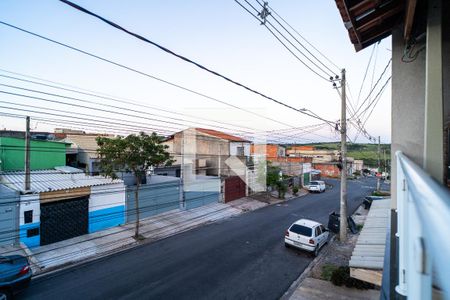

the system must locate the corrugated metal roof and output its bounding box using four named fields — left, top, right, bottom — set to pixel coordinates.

left=0, top=168, right=123, bottom=194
